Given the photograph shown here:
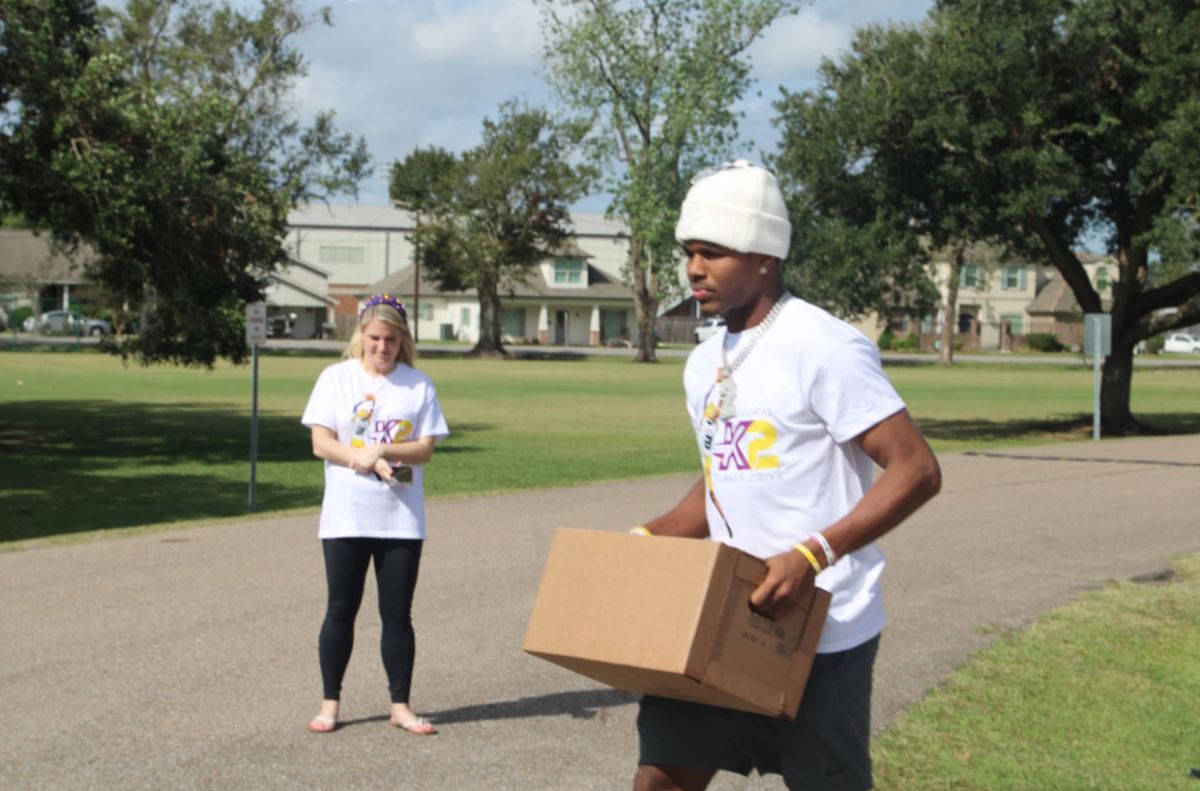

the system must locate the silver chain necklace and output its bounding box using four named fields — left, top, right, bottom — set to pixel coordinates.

left=718, top=291, right=792, bottom=419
